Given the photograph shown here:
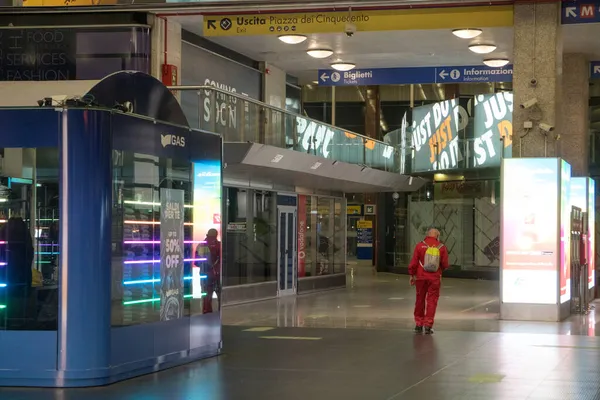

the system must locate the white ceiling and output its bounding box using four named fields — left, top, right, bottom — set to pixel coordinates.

left=171, top=15, right=600, bottom=84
